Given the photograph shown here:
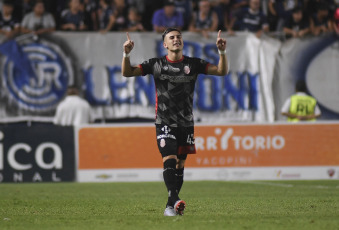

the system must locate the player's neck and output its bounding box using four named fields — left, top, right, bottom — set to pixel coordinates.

left=166, top=52, right=183, bottom=62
